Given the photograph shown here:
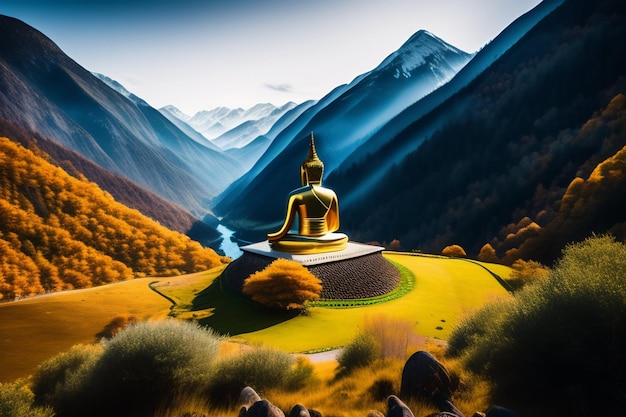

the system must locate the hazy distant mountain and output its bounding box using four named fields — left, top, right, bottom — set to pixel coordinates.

left=223, top=100, right=316, bottom=171
left=0, top=15, right=243, bottom=216
left=157, top=105, right=222, bottom=151
left=338, top=0, right=565, bottom=182
left=214, top=30, right=474, bottom=228
left=174, top=103, right=294, bottom=145
left=212, top=102, right=298, bottom=150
